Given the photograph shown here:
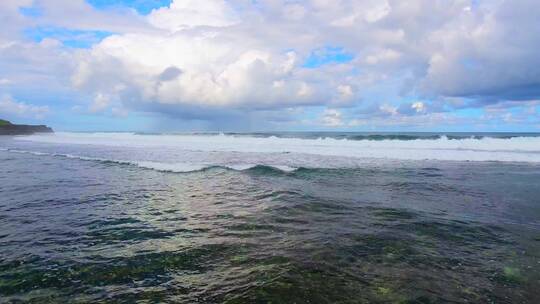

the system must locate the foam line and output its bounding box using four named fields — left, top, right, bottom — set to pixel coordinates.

left=1, top=148, right=298, bottom=173
left=12, top=132, right=540, bottom=163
